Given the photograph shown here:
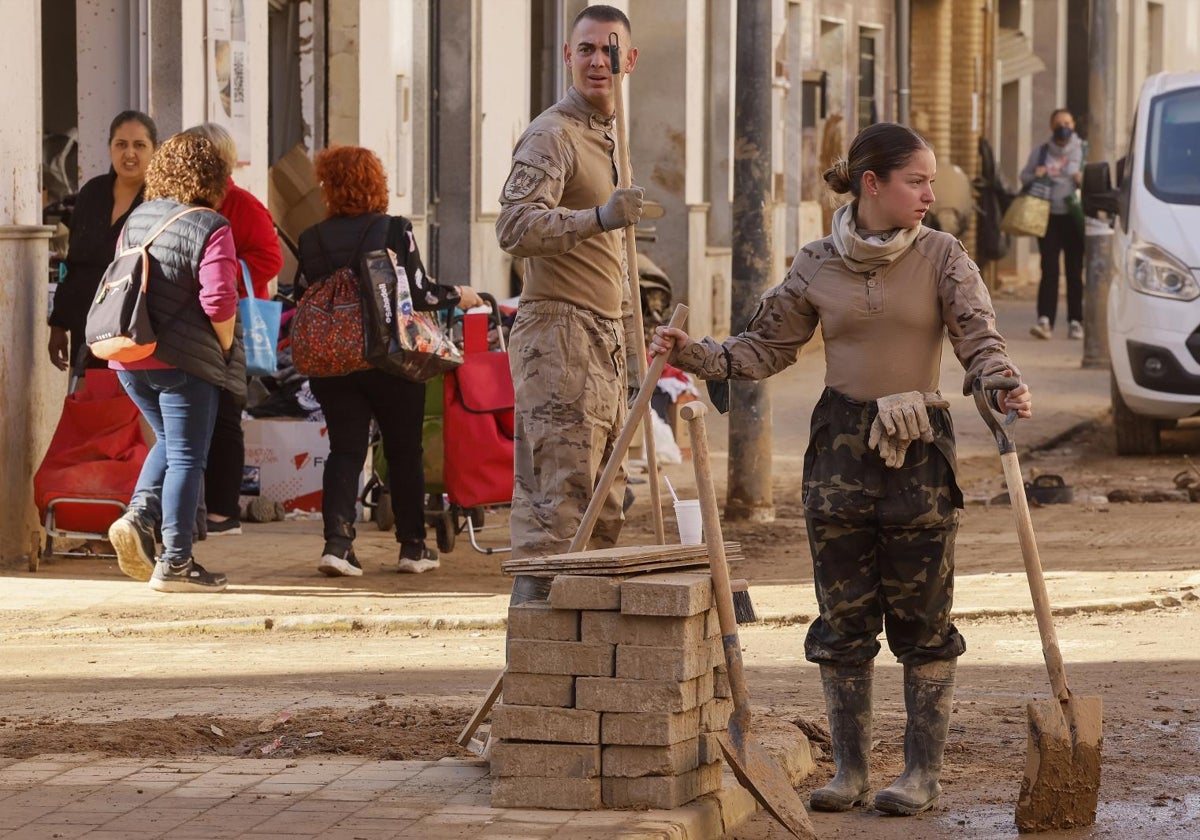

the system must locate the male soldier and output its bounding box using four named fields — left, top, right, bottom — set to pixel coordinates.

left=496, top=4, right=644, bottom=566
